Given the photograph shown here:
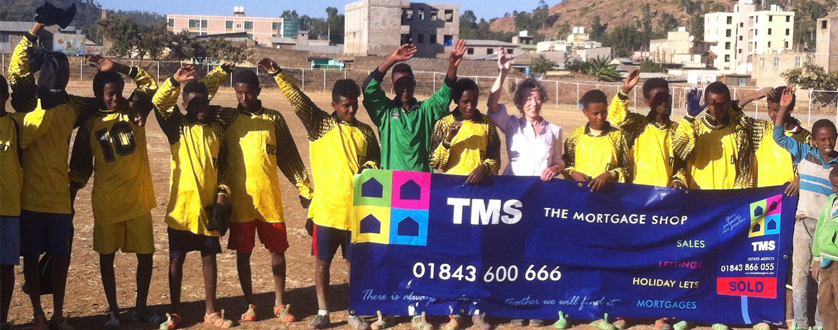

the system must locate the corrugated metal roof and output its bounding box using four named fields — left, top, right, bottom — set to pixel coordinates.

left=463, top=39, right=518, bottom=47
left=0, top=21, right=35, bottom=32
